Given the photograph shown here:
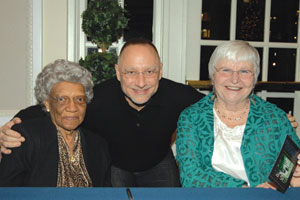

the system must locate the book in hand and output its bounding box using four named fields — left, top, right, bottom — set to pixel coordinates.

left=268, top=135, right=300, bottom=193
